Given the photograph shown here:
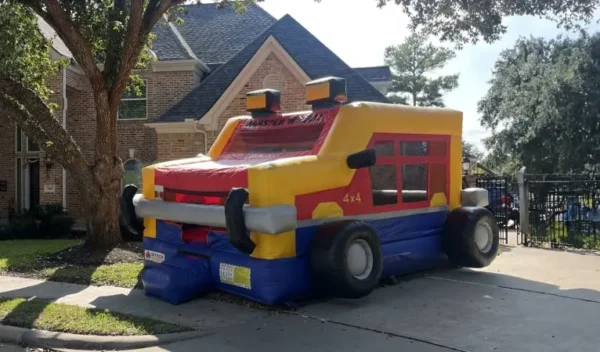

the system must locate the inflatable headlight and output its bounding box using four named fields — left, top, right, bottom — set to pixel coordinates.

left=306, top=76, right=348, bottom=109
left=246, top=89, right=281, bottom=118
